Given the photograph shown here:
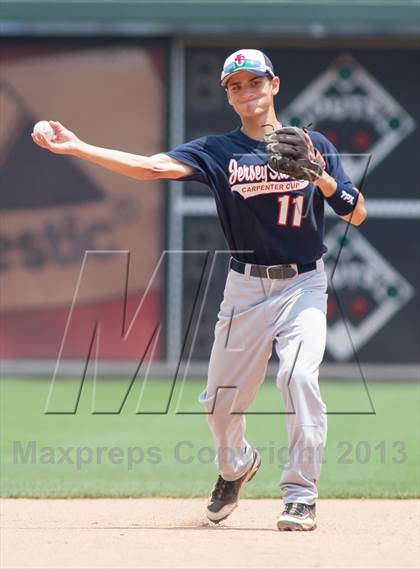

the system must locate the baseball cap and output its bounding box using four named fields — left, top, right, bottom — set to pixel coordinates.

left=221, top=49, right=275, bottom=87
